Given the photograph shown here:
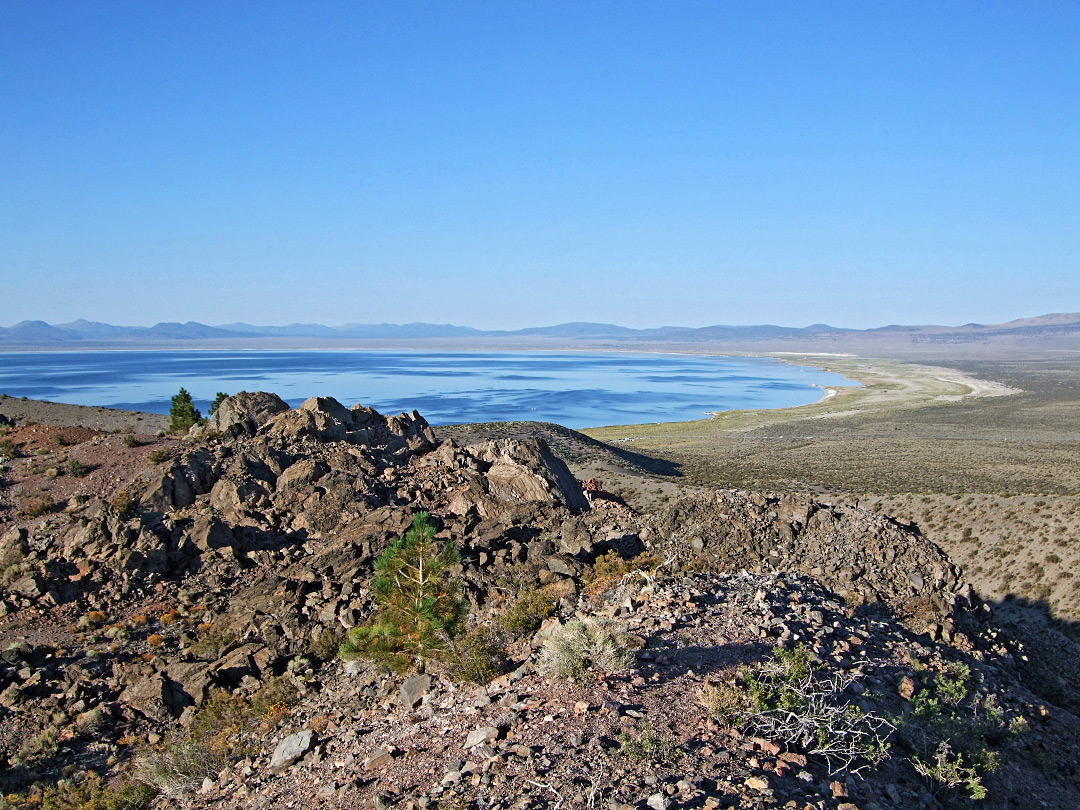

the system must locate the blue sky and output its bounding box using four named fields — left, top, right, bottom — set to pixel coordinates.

left=2, top=1, right=1078, bottom=329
